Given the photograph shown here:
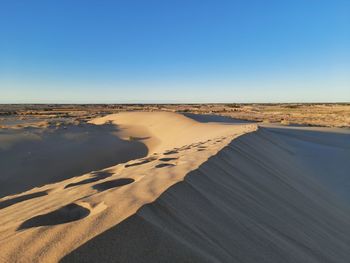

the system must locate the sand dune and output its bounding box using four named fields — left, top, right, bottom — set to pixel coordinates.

left=89, top=112, right=248, bottom=153
left=0, top=112, right=349, bottom=262
left=62, top=126, right=350, bottom=263
left=0, top=123, right=148, bottom=197
left=0, top=112, right=255, bottom=262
